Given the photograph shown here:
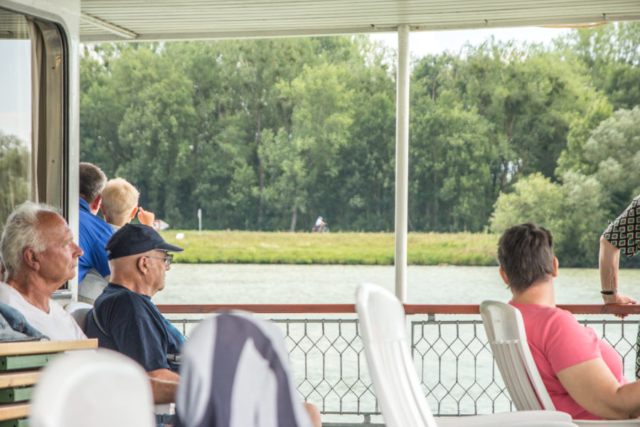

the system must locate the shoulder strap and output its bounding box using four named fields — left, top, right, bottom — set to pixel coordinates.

left=91, top=308, right=111, bottom=339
